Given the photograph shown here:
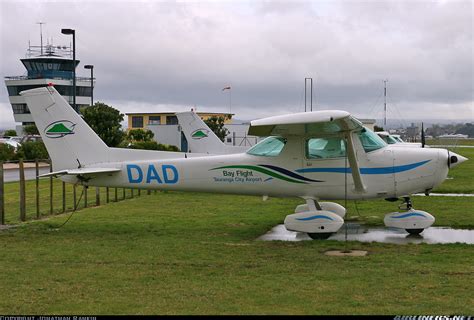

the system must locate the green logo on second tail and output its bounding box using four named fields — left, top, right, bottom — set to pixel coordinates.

left=191, top=129, right=209, bottom=139
left=45, top=120, right=76, bottom=138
